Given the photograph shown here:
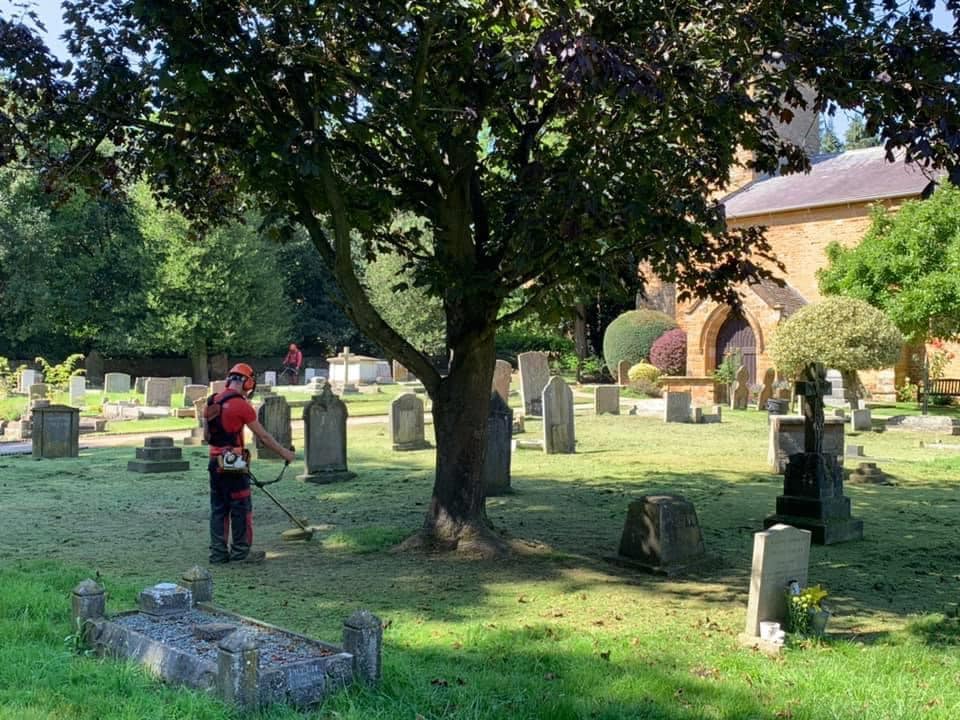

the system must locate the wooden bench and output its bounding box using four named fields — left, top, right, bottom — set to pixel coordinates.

left=917, top=378, right=960, bottom=402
